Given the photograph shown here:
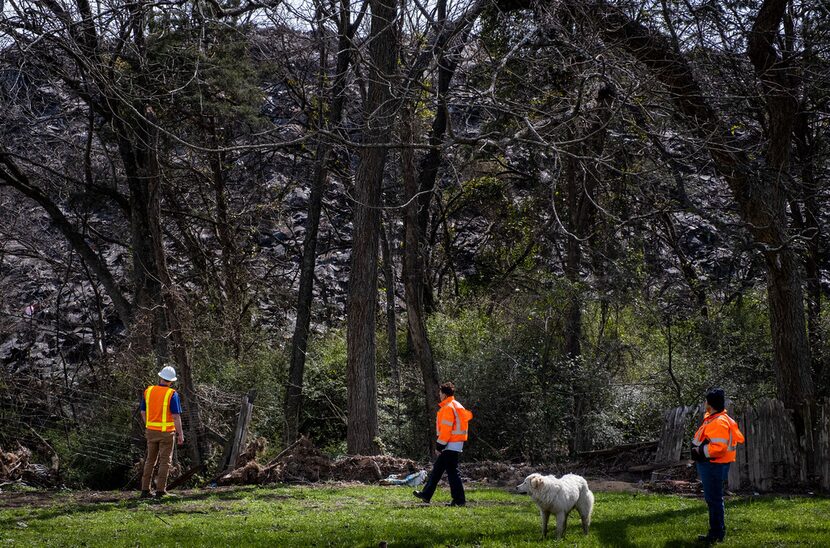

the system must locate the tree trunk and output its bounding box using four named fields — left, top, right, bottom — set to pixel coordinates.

left=562, top=85, right=614, bottom=453
left=118, top=125, right=166, bottom=356
left=562, top=139, right=582, bottom=360
left=284, top=2, right=356, bottom=446
left=121, top=110, right=207, bottom=465
left=210, top=119, right=244, bottom=358
left=401, top=107, right=440, bottom=452
left=794, top=109, right=824, bottom=393
left=380, top=217, right=399, bottom=387
left=346, top=0, right=398, bottom=455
